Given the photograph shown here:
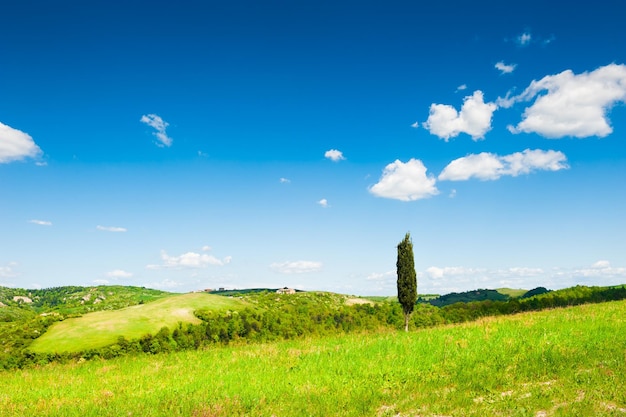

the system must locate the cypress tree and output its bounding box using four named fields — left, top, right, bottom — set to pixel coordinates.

left=397, top=232, right=417, bottom=332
